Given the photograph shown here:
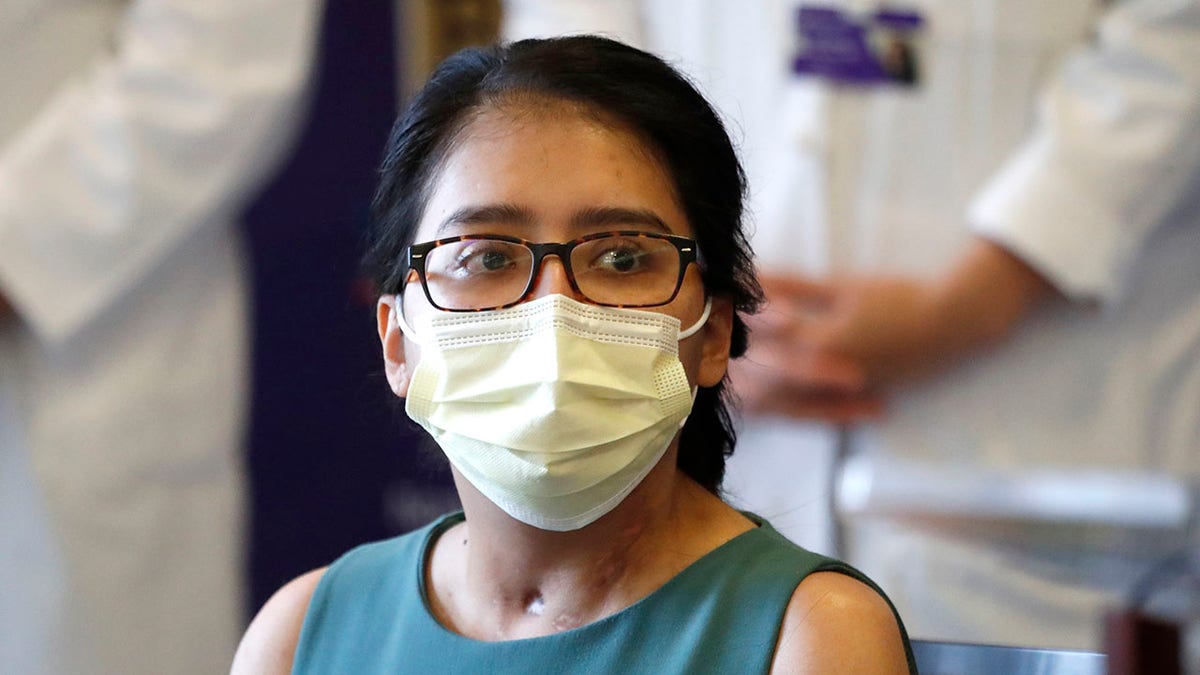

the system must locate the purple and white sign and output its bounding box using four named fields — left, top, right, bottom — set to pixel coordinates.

left=792, top=4, right=924, bottom=87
